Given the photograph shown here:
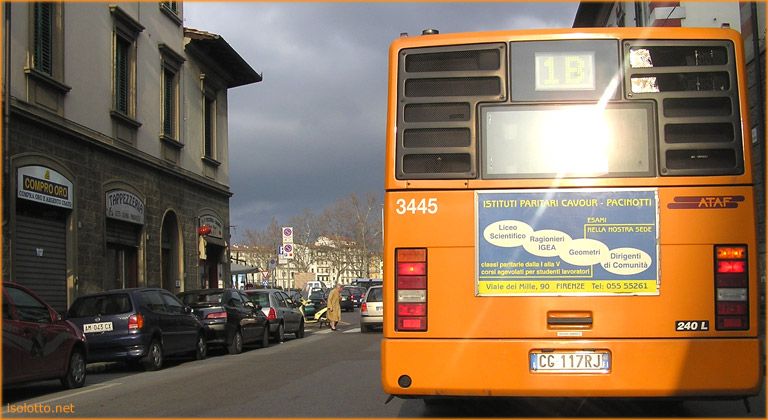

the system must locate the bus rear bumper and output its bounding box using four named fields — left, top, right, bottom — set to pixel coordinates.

left=381, top=338, right=763, bottom=398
